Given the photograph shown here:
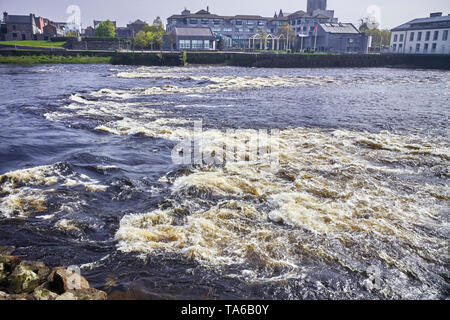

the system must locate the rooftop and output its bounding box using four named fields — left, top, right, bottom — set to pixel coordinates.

left=392, top=13, right=450, bottom=31
left=174, top=27, right=214, bottom=37
left=320, top=23, right=360, bottom=34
